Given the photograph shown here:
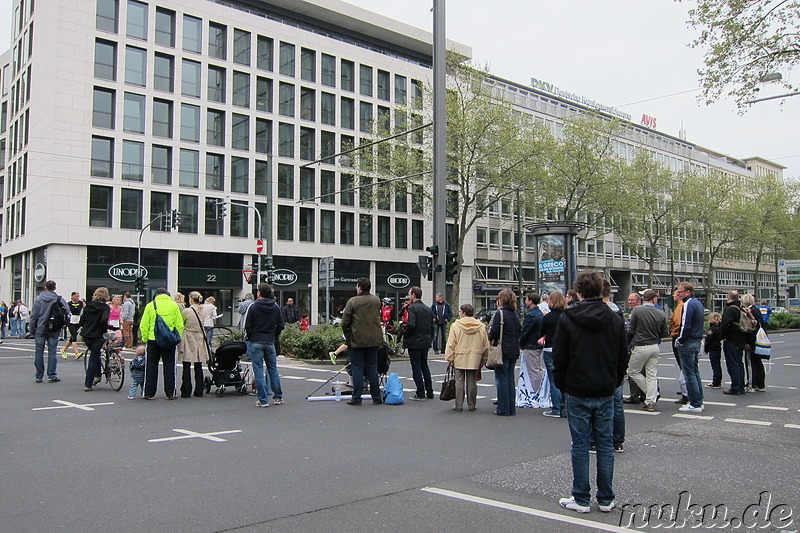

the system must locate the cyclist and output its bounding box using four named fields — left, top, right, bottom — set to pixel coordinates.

left=80, top=287, right=111, bottom=392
